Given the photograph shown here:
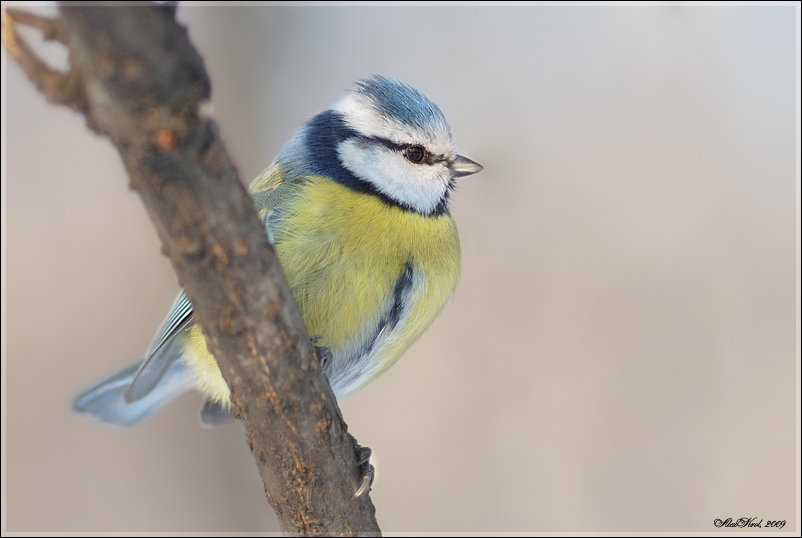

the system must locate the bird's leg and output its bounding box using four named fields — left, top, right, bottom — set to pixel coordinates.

left=310, top=336, right=332, bottom=370
left=348, top=432, right=375, bottom=498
